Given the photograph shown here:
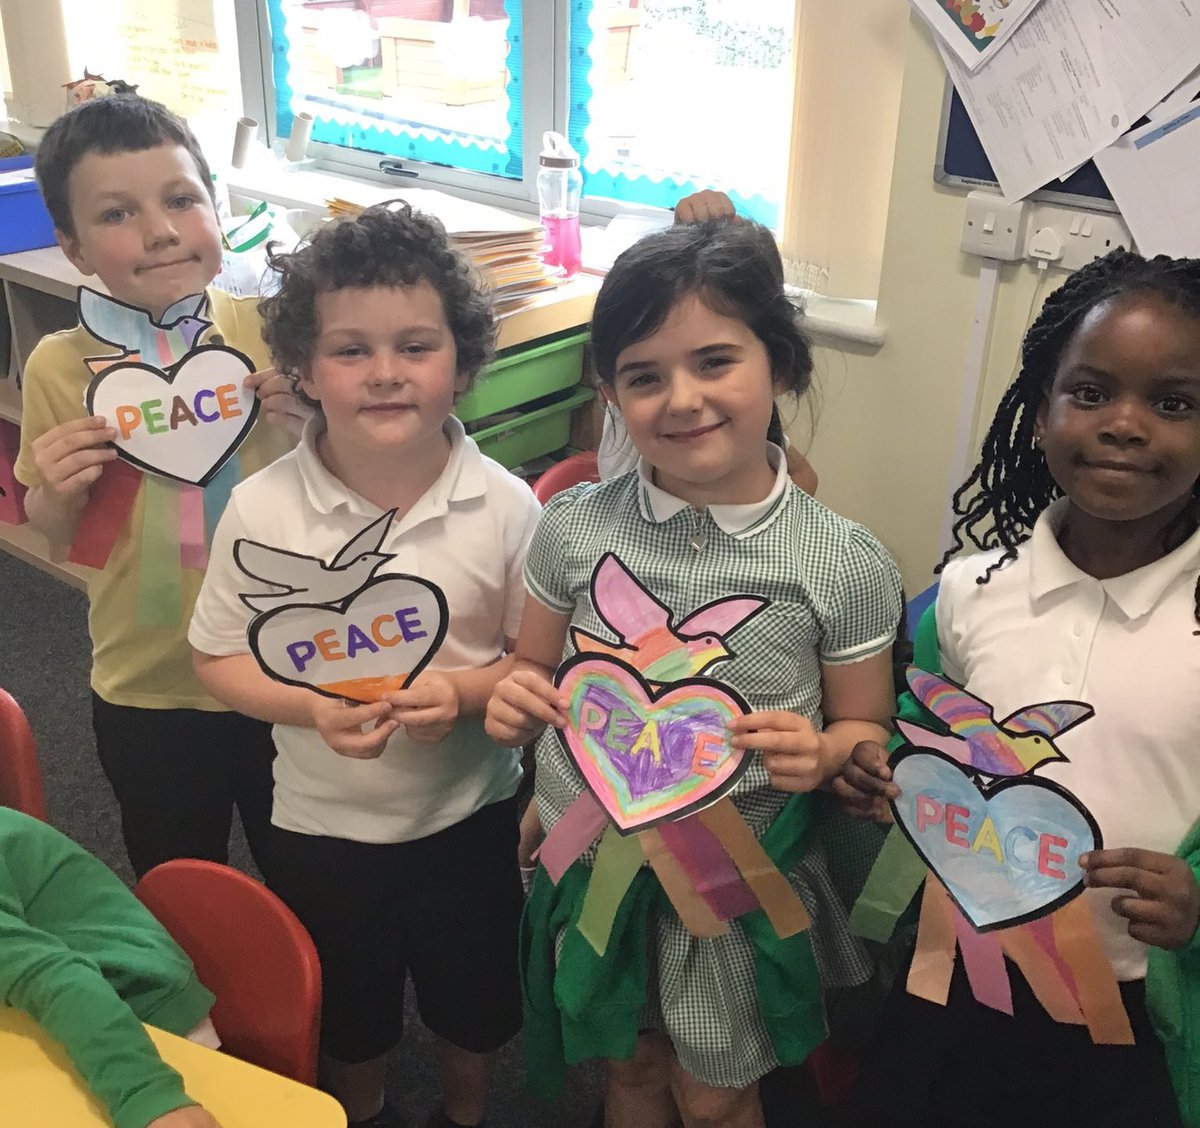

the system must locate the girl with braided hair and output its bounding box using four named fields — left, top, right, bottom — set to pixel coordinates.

left=839, top=249, right=1200, bottom=1126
